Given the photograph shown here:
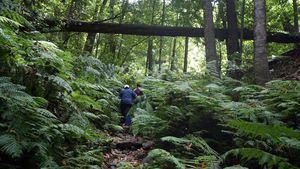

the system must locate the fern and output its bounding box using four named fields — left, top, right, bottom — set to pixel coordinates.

left=161, top=136, right=190, bottom=145
left=57, top=124, right=86, bottom=138
left=223, top=148, right=296, bottom=169
left=0, top=15, right=22, bottom=28
left=144, top=149, right=185, bottom=169
left=161, top=135, right=219, bottom=158
left=0, top=10, right=30, bottom=27
left=279, top=137, right=300, bottom=150
left=63, top=148, right=103, bottom=168
left=70, top=92, right=102, bottom=111
left=0, top=134, right=23, bottom=158
left=223, top=165, right=248, bottom=169
left=226, top=120, right=300, bottom=146
left=49, top=75, right=73, bottom=93
left=132, top=110, right=168, bottom=137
